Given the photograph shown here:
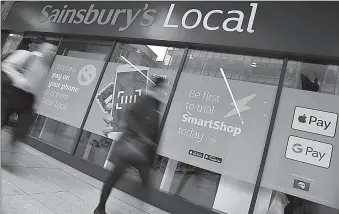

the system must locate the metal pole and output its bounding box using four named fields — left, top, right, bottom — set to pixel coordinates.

left=70, top=41, right=117, bottom=155
left=158, top=48, right=189, bottom=192
left=248, top=58, right=288, bottom=214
